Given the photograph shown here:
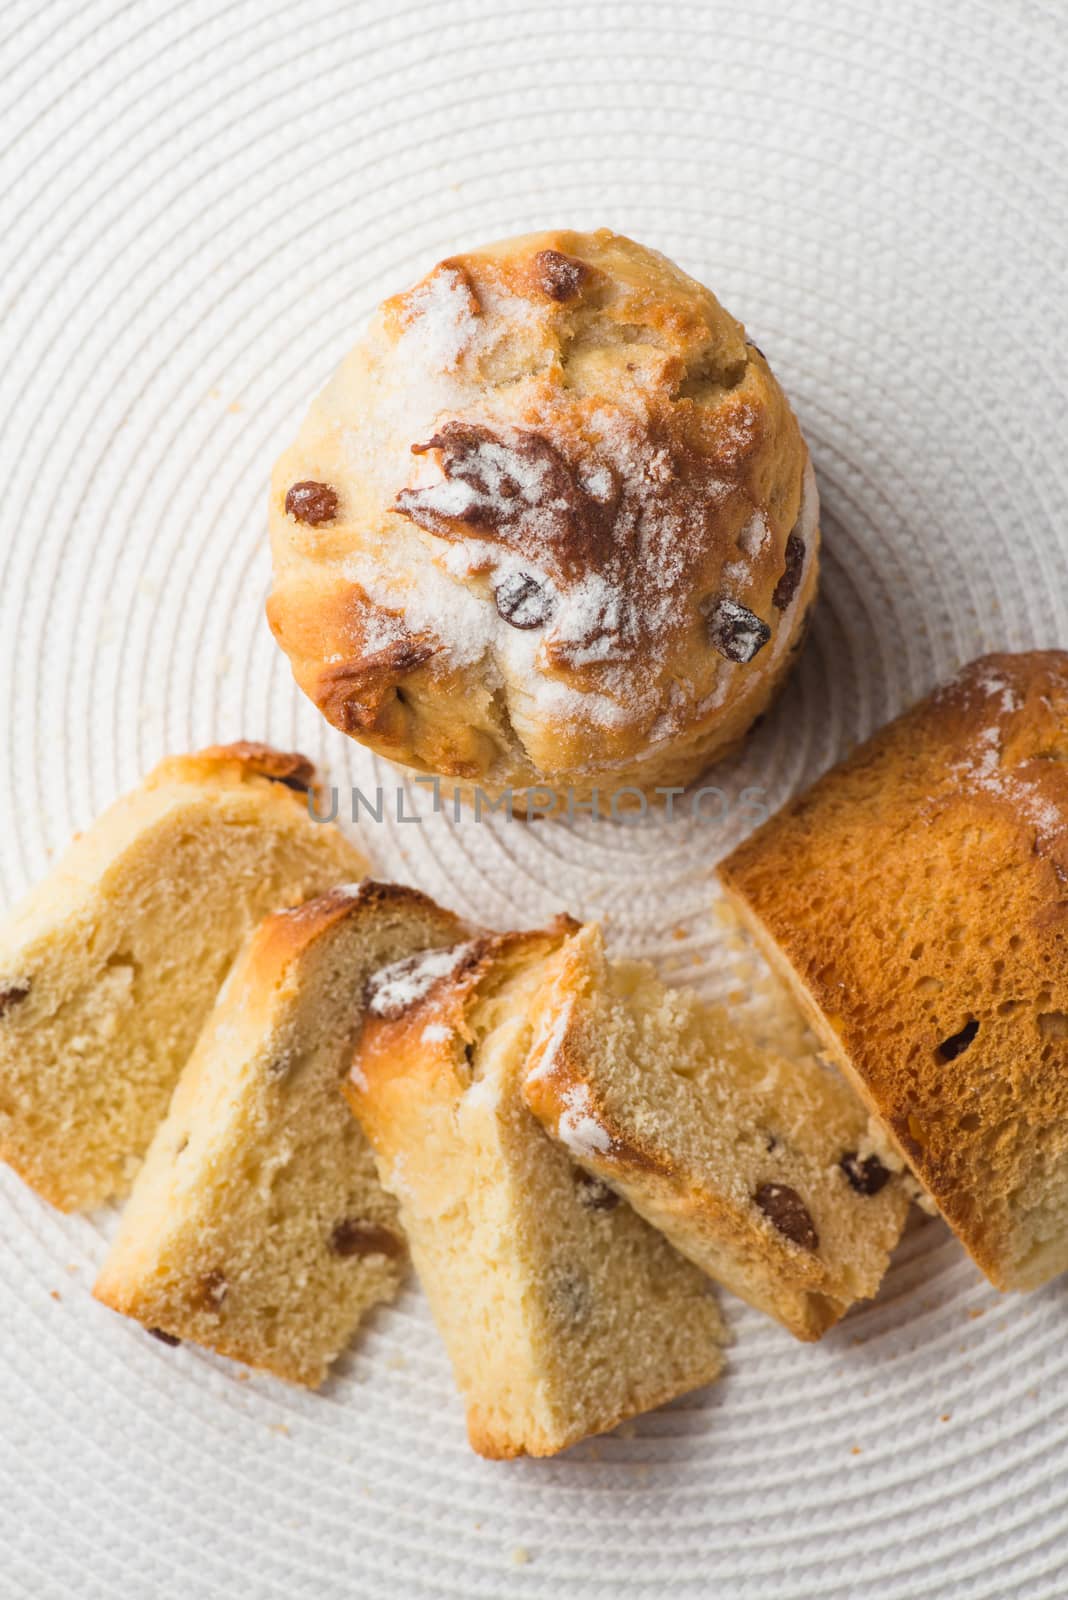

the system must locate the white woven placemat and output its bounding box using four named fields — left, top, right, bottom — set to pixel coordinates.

left=1, top=2, right=1066, bottom=1595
